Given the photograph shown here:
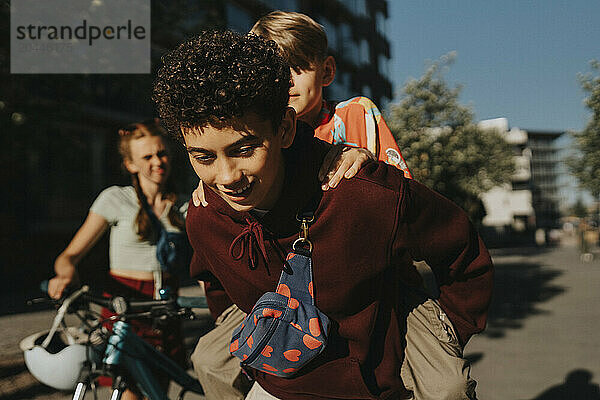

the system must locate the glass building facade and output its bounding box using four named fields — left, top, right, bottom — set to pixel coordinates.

left=0, top=0, right=394, bottom=309
left=221, top=0, right=394, bottom=106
